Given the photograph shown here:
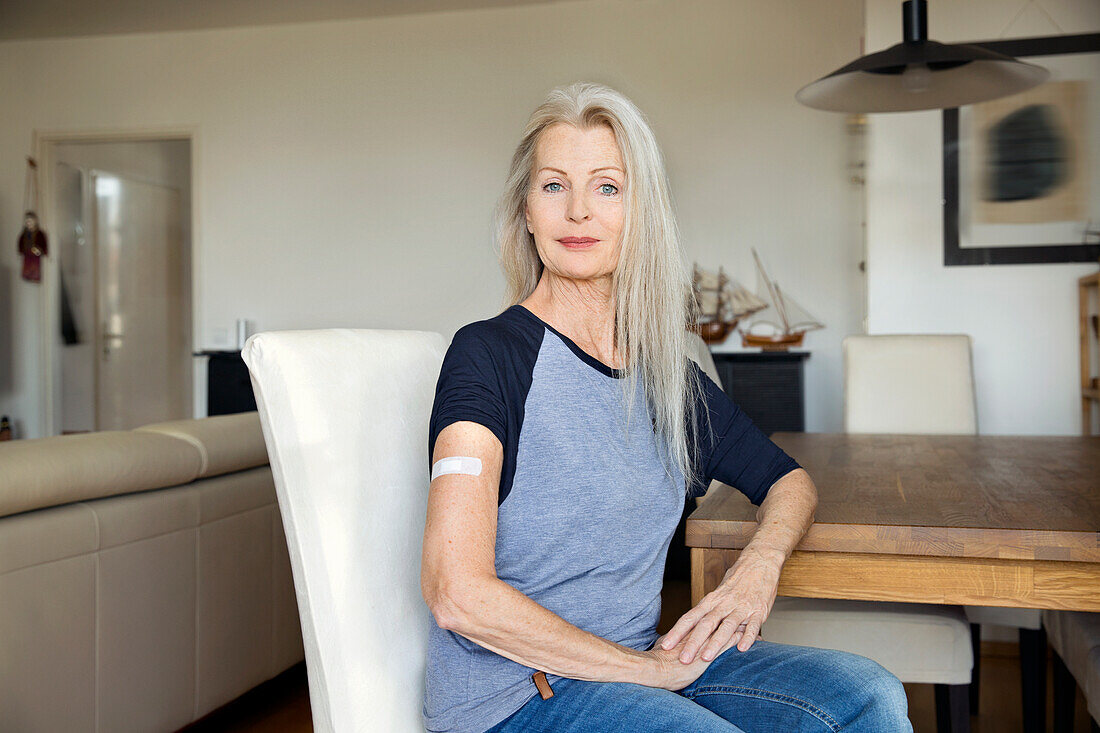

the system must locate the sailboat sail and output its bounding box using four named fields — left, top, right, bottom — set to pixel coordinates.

left=739, top=248, right=824, bottom=344
left=773, top=287, right=824, bottom=333
left=691, top=263, right=768, bottom=344
left=692, top=265, right=766, bottom=323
